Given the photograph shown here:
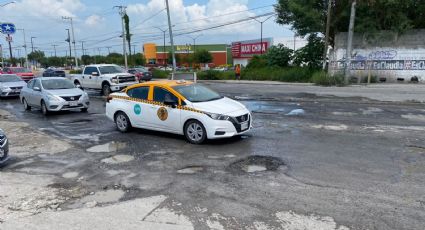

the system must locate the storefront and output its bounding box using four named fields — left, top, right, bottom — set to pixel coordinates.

left=143, top=43, right=231, bottom=67
left=231, top=38, right=273, bottom=67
